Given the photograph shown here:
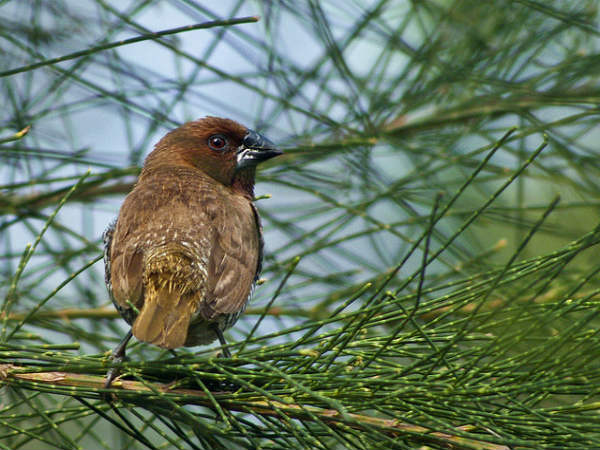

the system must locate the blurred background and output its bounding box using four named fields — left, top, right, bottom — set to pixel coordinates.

left=1, top=1, right=600, bottom=449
